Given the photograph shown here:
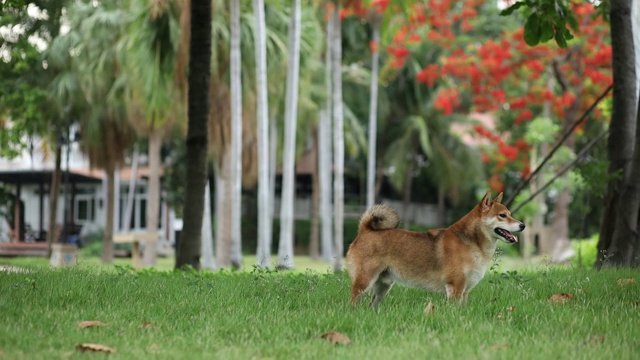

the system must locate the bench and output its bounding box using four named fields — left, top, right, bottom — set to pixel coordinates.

left=113, top=232, right=158, bottom=268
